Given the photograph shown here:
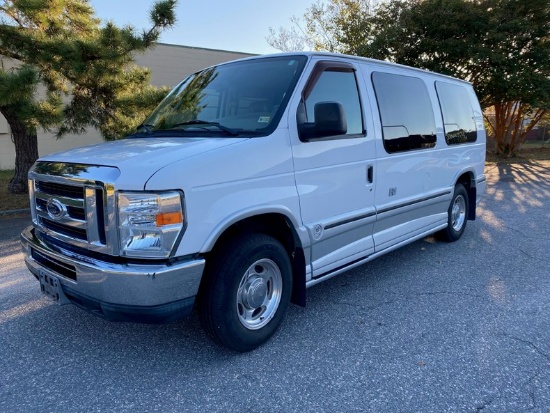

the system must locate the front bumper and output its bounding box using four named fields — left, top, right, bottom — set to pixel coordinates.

left=21, top=225, right=205, bottom=323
